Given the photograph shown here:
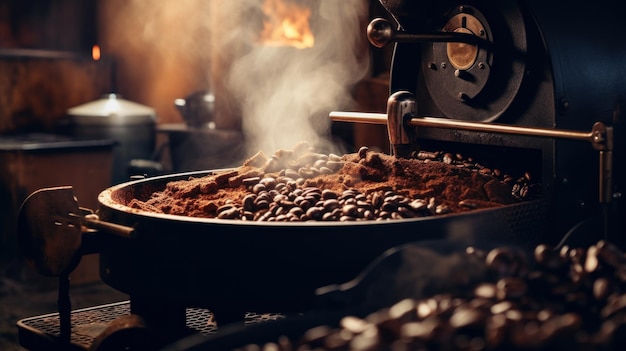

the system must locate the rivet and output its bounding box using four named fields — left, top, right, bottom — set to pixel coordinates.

left=593, top=131, right=604, bottom=143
